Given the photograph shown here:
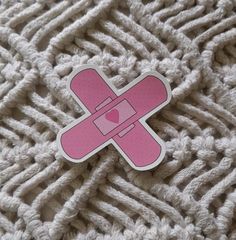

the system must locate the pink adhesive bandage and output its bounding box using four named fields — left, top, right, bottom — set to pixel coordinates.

left=57, top=65, right=171, bottom=171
